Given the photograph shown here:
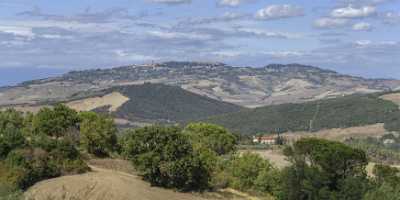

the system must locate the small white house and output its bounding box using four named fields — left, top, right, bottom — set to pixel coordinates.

left=253, top=135, right=277, bottom=145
